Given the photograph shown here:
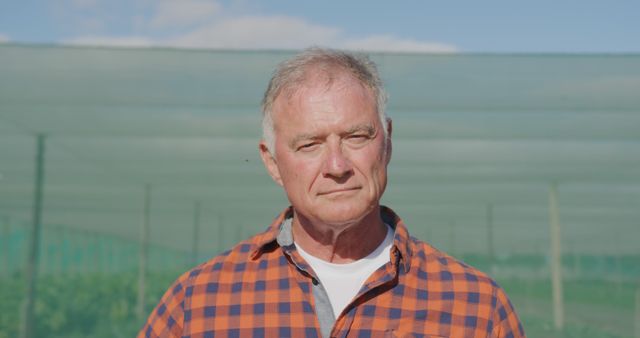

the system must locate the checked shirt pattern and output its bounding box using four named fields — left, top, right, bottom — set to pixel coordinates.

left=140, top=206, right=526, bottom=338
